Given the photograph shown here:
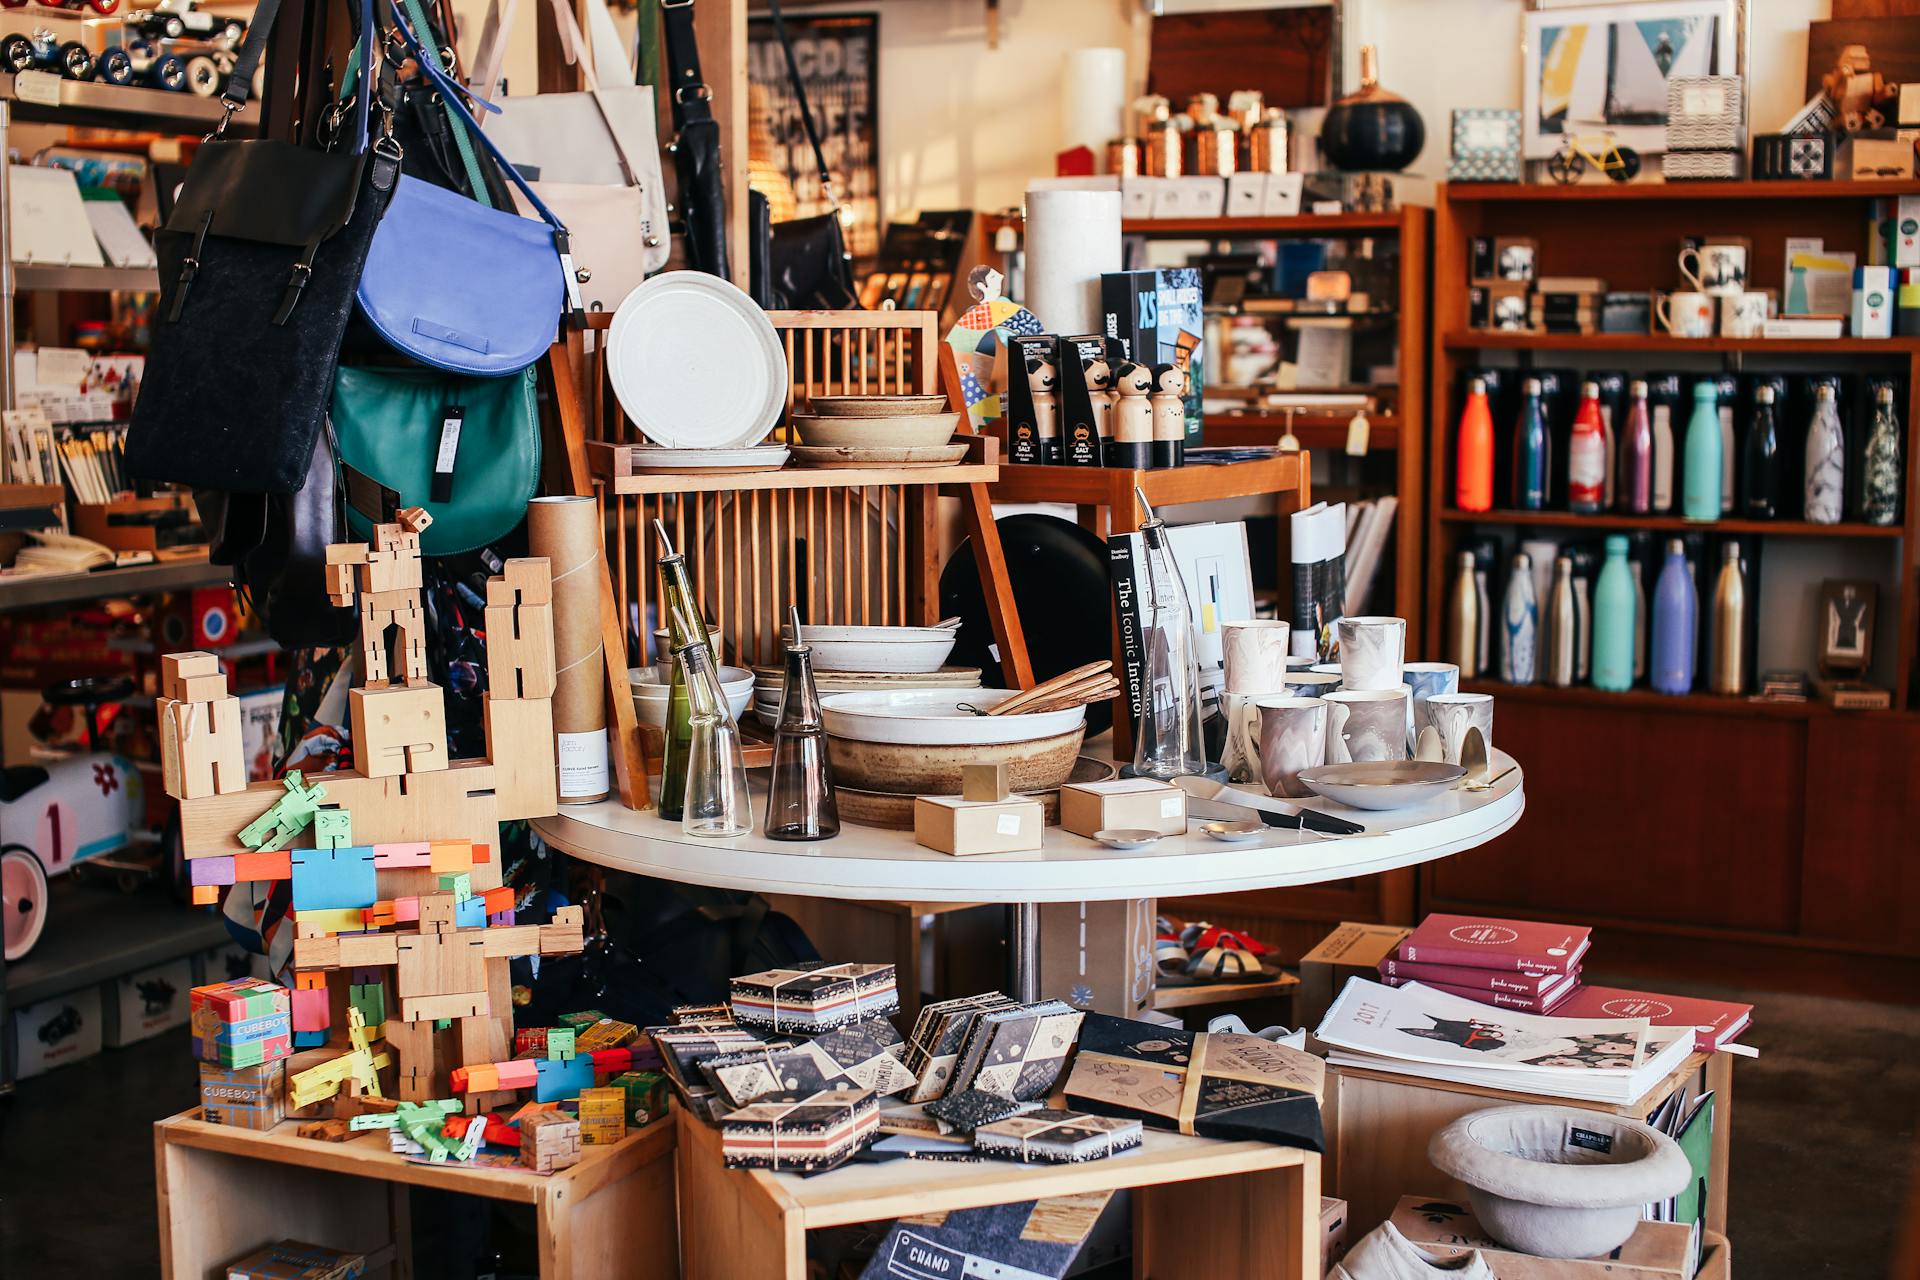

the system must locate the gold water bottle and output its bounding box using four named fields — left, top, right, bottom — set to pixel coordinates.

left=1545, top=555, right=1578, bottom=688
left=1447, top=550, right=1480, bottom=677
left=1709, top=544, right=1747, bottom=695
